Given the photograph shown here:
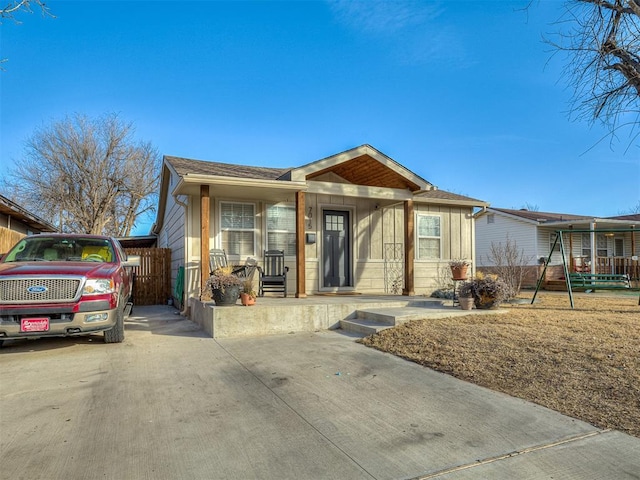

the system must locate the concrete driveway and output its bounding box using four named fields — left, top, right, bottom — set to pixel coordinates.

left=1, top=305, right=638, bottom=479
